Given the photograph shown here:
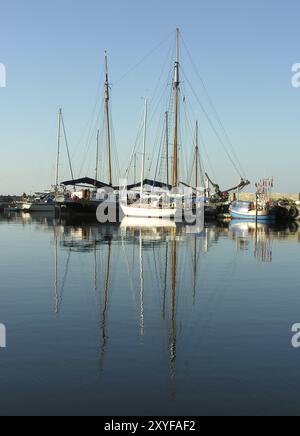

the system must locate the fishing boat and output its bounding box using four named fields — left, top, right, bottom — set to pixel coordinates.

left=230, top=178, right=275, bottom=222
left=229, top=201, right=272, bottom=222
